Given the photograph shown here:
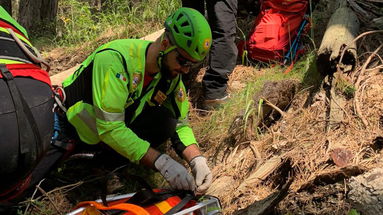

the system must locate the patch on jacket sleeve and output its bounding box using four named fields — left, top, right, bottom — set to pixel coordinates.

left=132, top=72, right=142, bottom=89
left=176, top=87, right=186, bottom=102
left=116, top=73, right=127, bottom=82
